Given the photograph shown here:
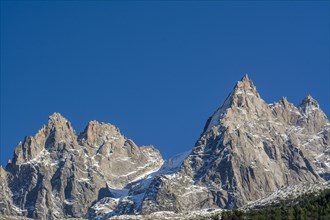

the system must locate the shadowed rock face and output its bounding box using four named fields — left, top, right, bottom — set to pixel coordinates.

left=1, top=75, right=329, bottom=219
